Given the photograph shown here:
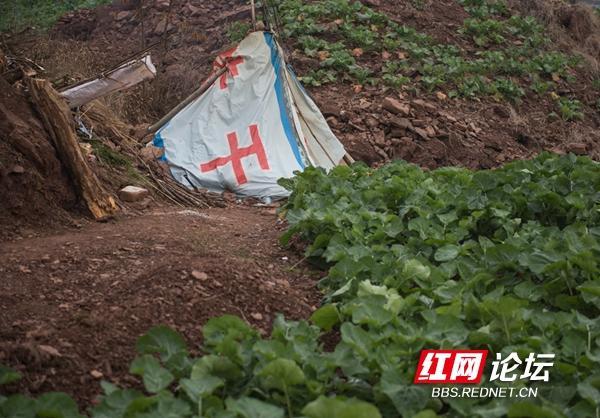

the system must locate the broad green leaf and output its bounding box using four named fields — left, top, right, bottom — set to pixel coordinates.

left=225, top=397, right=285, bottom=418
left=0, top=394, right=36, bottom=418
left=203, top=315, right=256, bottom=347
left=258, top=358, right=305, bottom=391
left=180, top=375, right=224, bottom=402
left=0, top=365, right=21, bottom=385
left=90, top=389, right=144, bottom=418
left=35, top=392, right=83, bottom=418
left=136, top=325, right=187, bottom=362
left=310, top=304, right=341, bottom=331
left=129, top=355, right=175, bottom=393
left=302, top=395, right=381, bottom=418
left=434, top=244, right=460, bottom=262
